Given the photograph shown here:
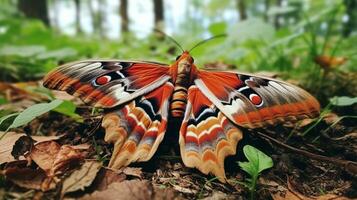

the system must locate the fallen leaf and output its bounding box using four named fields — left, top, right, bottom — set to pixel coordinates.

left=332, top=132, right=357, bottom=141
left=0, top=132, right=59, bottom=165
left=122, top=167, right=143, bottom=179
left=202, top=191, right=235, bottom=200
left=172, top=184, right=197, bottom=194
left=27, top=141, right=87, bottom=191
left=61, top=161, right=102, bottom=196
left=297, top=118, right=315, bottom=128
left=323, top=113, right=340, bottom=125
left=0, top=132, right=26, bottom=165
left=28, top=141, right=86, bottom=176
left=4, top=160, right=56, bottom=191
left=271, top=178, right=351, bottom=200
left=153, top=186, right=182, bottom=200
left=90, top=167, right=126, bottom=191
left=80, top=180, right=152, bottom=200
left=0, top=82, right=43, bottom=102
